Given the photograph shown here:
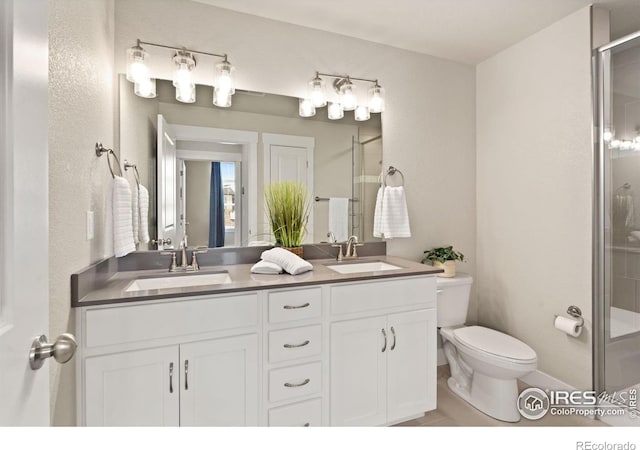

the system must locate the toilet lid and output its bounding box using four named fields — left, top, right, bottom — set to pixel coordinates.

left=453, top=326, right=537, bottom=362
